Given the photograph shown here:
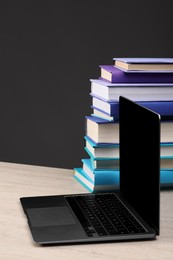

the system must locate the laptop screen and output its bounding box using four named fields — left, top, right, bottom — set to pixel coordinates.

left=119, top=96, right=160, bottom=235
